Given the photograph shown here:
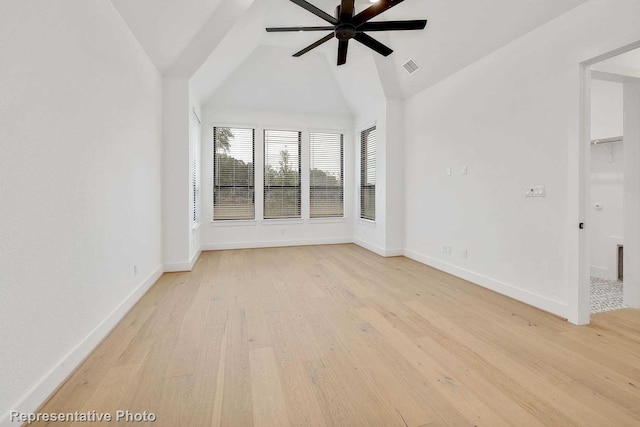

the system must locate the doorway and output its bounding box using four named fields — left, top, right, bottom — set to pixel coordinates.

left=588, top=77, right=624, bottom=313
left=578, top=43, right=640, bottom=323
